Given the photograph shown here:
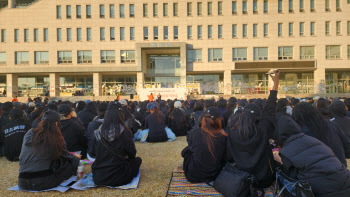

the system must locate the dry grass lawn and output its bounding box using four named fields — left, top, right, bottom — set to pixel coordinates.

left=0, top=136, right=188, bottom=197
